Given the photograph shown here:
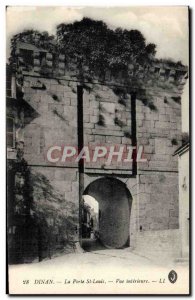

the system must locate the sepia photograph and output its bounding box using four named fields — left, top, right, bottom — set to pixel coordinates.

left=6, top=5, right=190, bottom=295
